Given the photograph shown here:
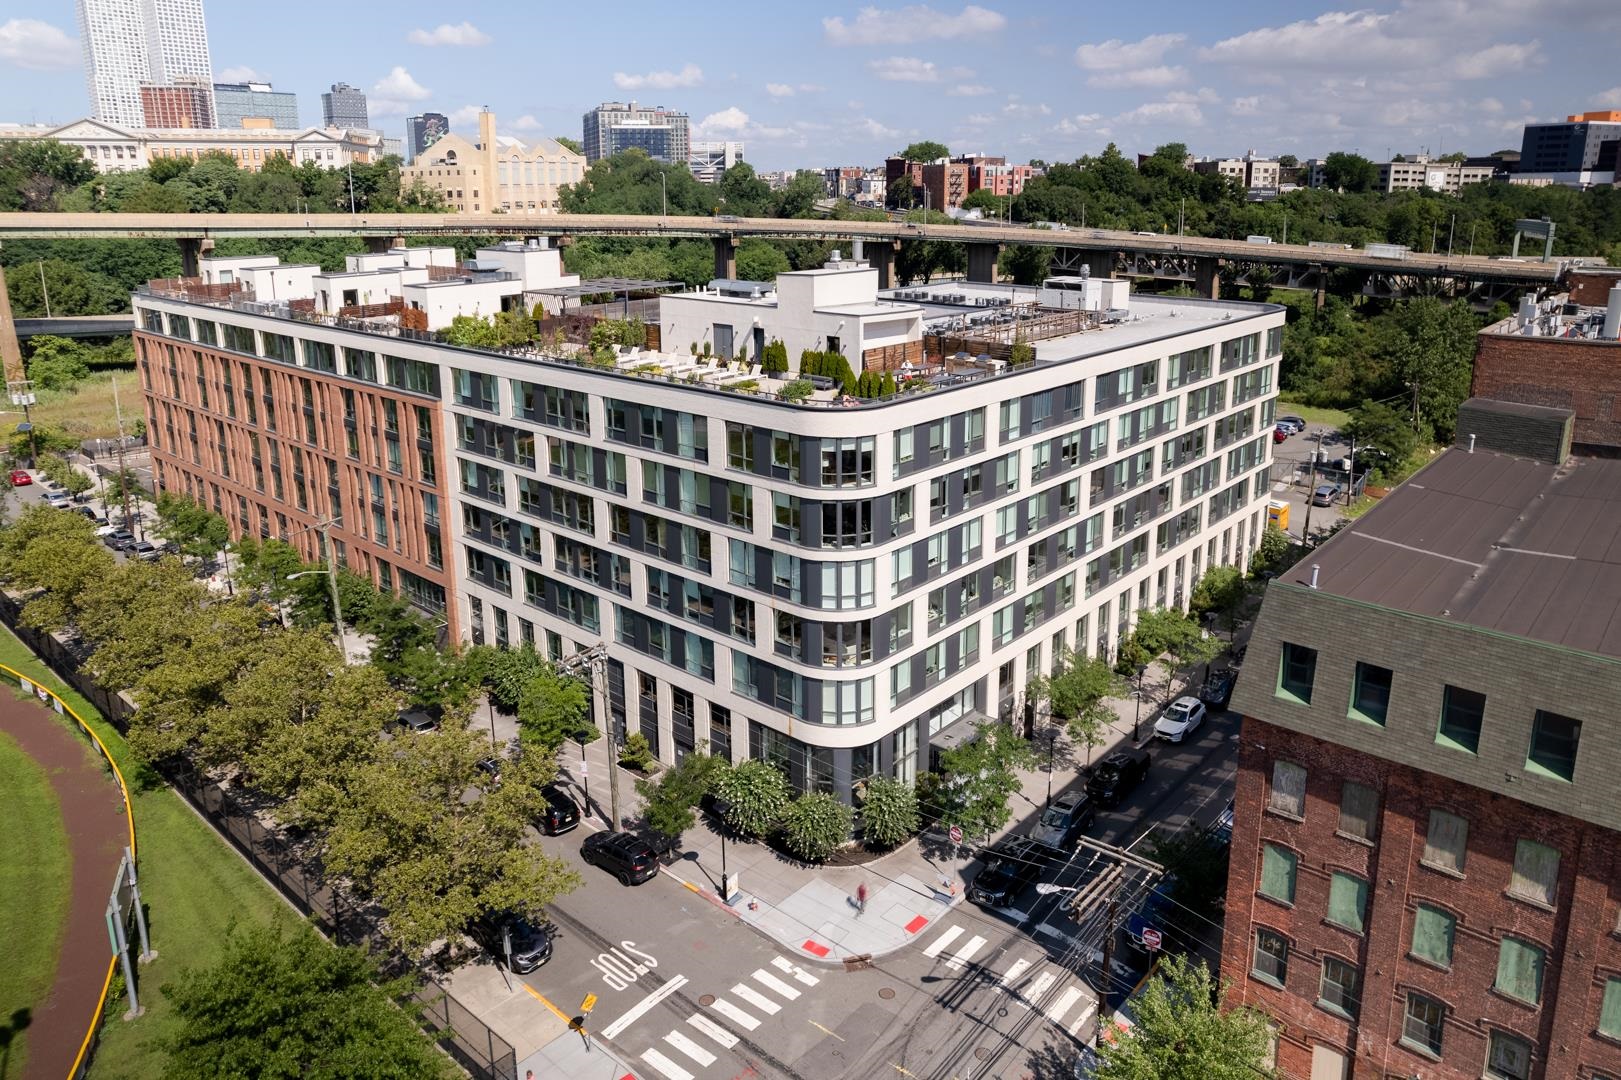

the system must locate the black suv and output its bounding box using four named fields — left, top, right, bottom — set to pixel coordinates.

left=538, top=784, right=580, bottom=835
left=1085, top=746, right=1151, bottom=808
left=1029, top=791, right=1096, bottom=851
left=581, top=831, right=659, bottom=886
left=968, top=836, right=1048, bottom=909
left=1200, top=668, right=1237, bottom=709
left=470, top=911, right=553, bottom=973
